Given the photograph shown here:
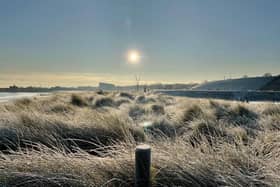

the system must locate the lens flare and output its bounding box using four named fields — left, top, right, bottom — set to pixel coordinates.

left=127, top=50, right=141, bottom=64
